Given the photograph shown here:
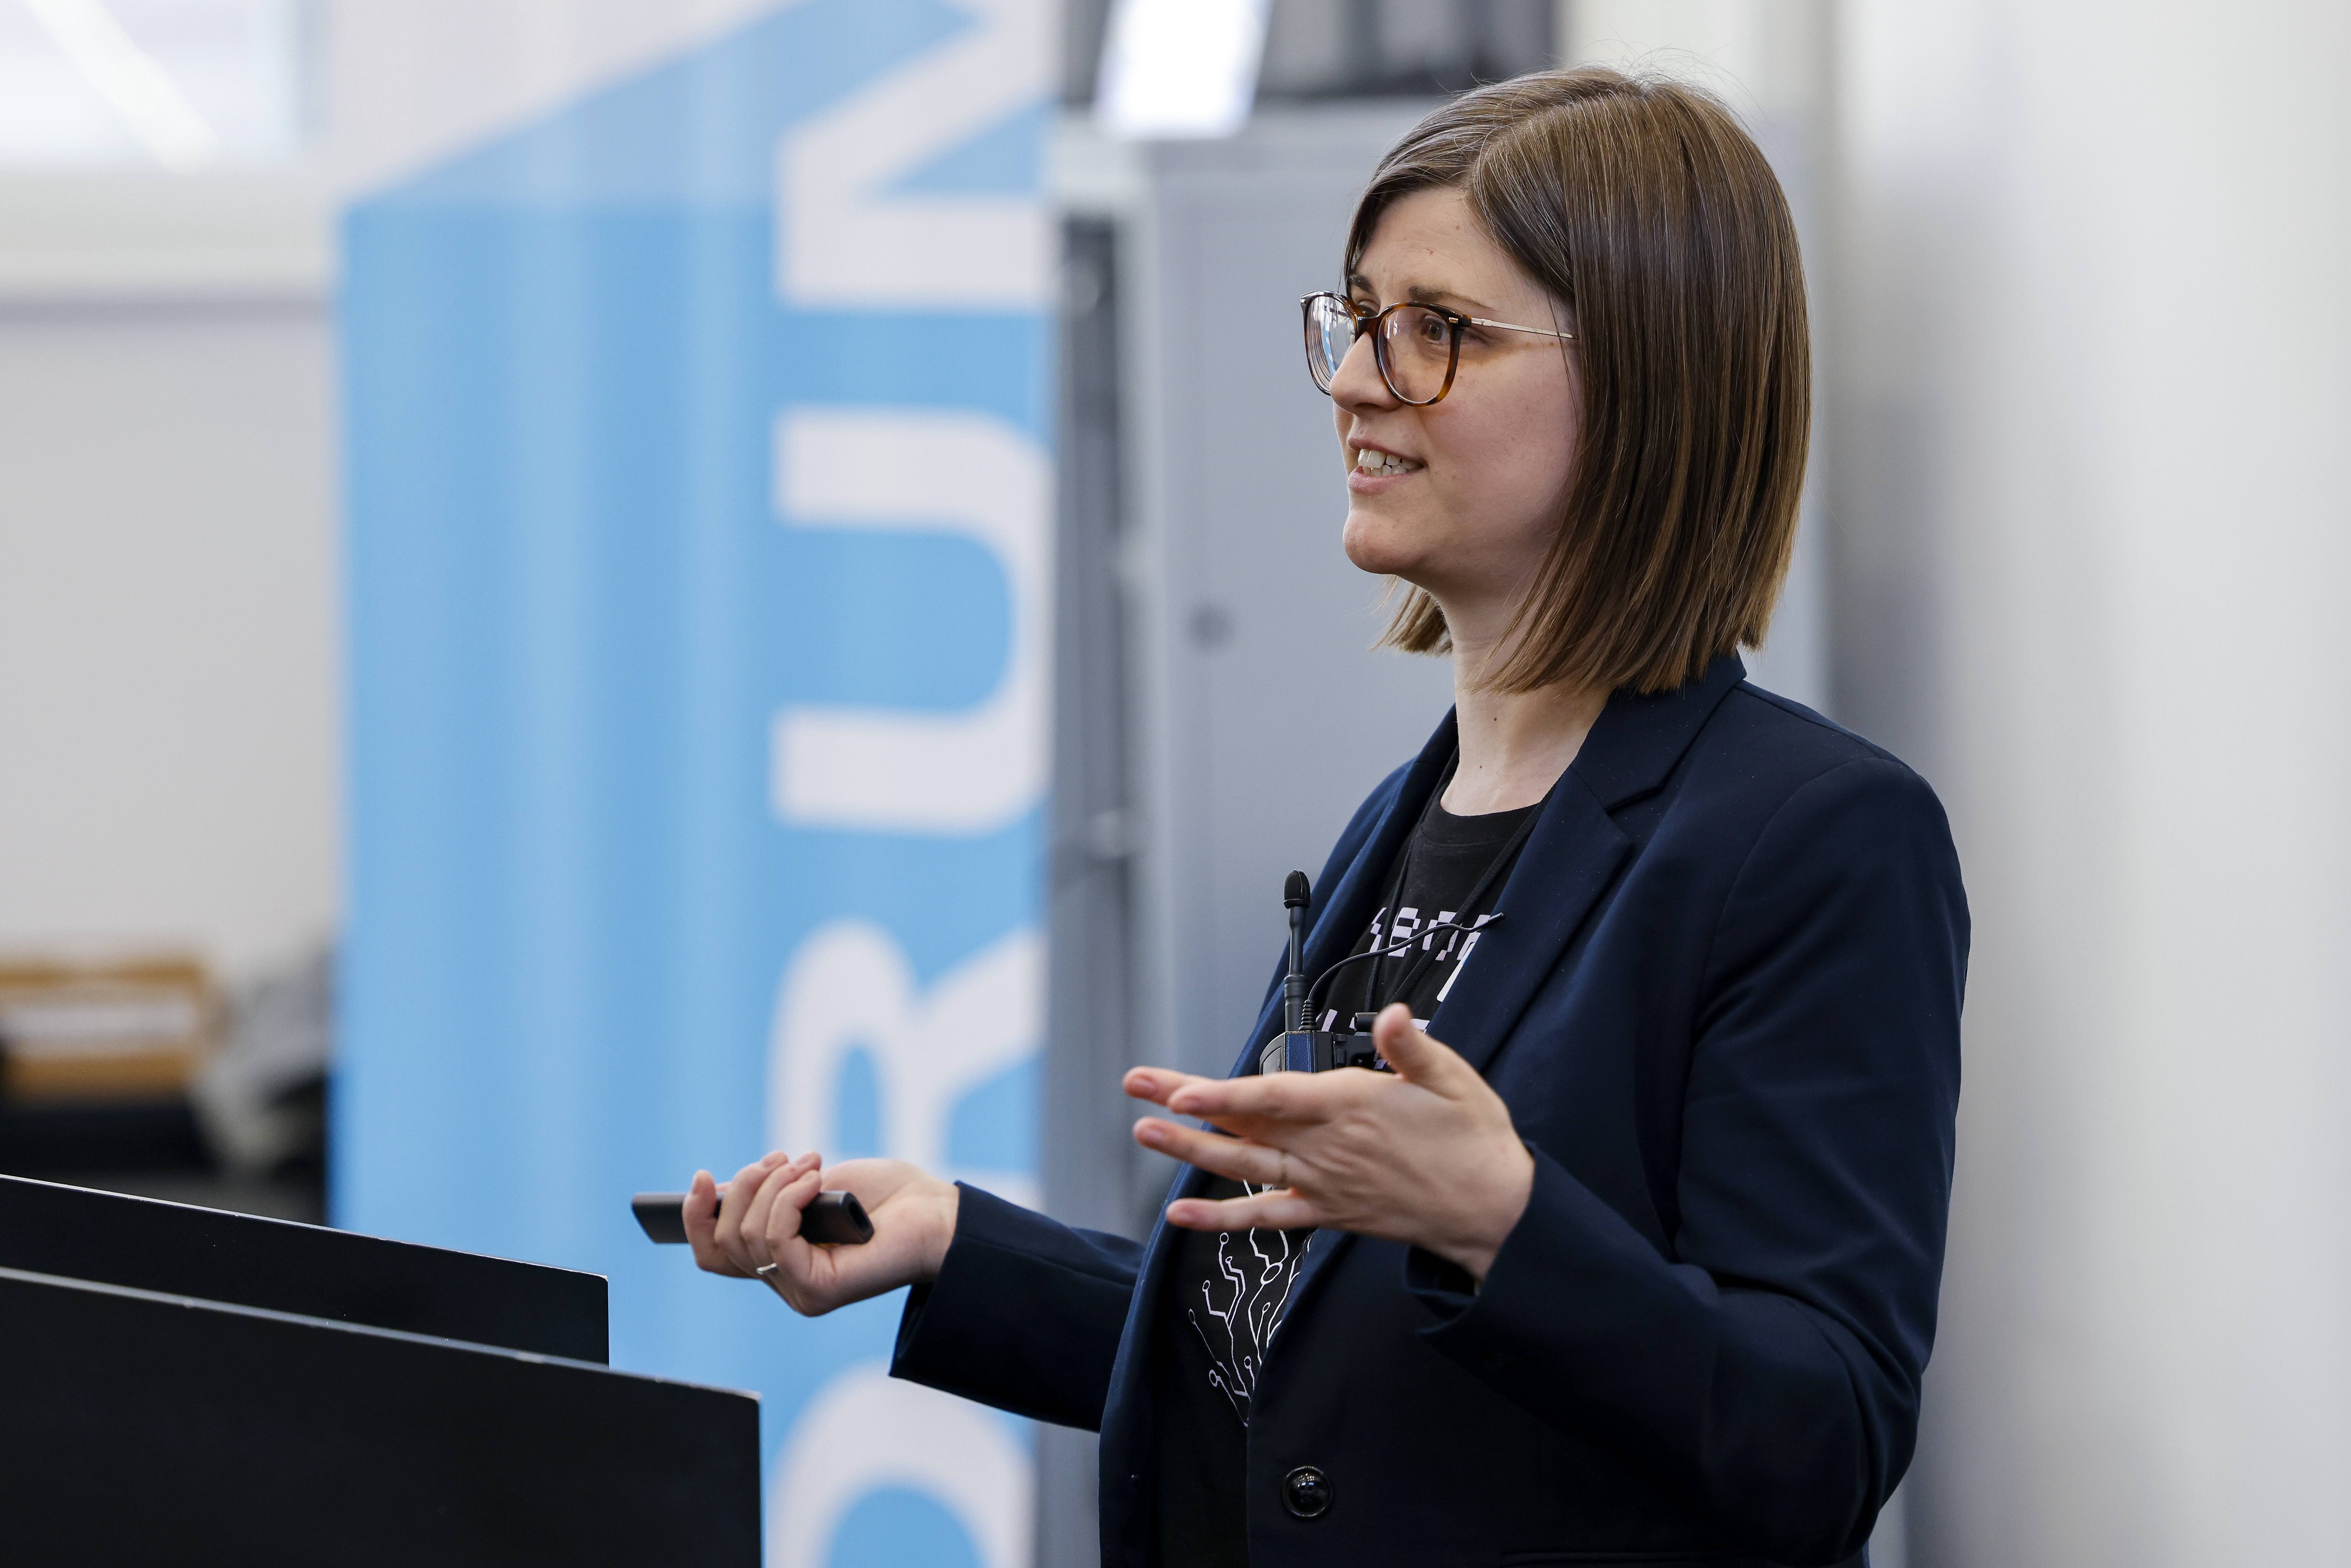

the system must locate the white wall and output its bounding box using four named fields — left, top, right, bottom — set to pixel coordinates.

left=0, top=181, right=336, bottom=980
left=1831, top=2, right=2351, bottom=1563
